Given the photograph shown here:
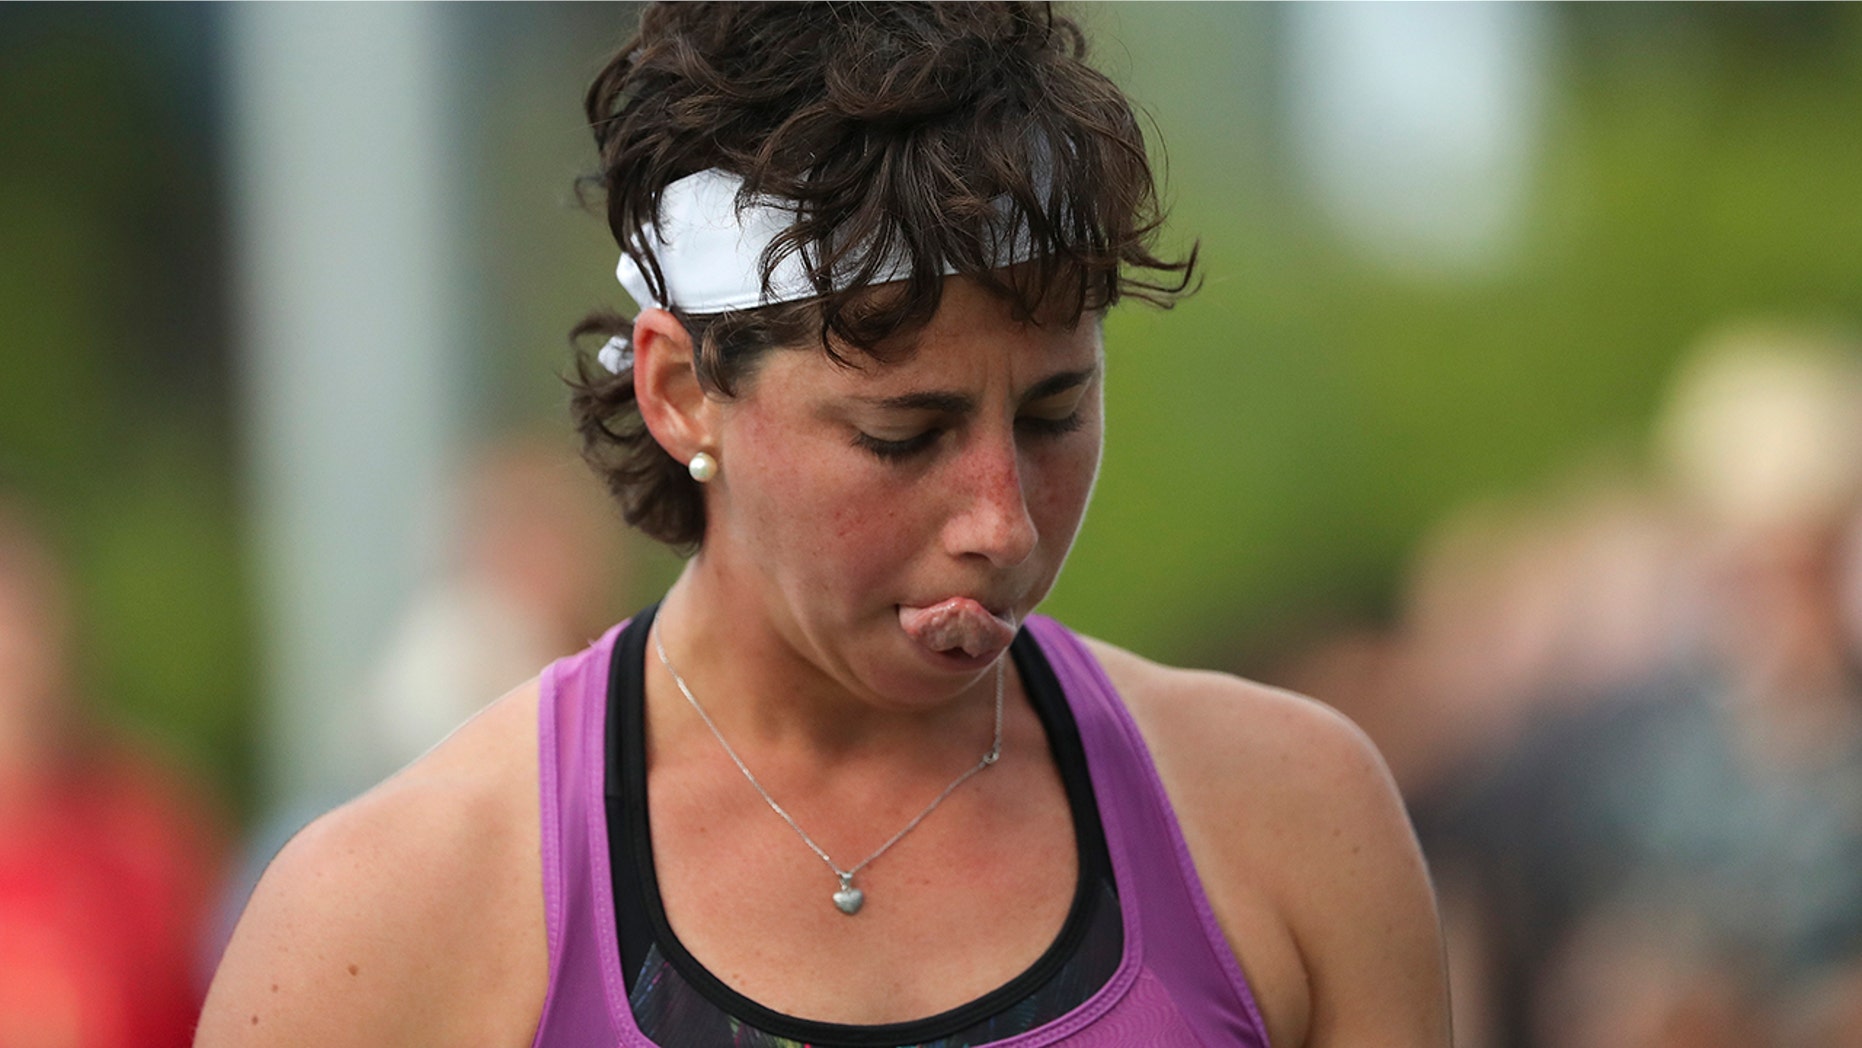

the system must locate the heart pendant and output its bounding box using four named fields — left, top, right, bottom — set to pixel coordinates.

left=832, top=885, right=865, bottom=915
